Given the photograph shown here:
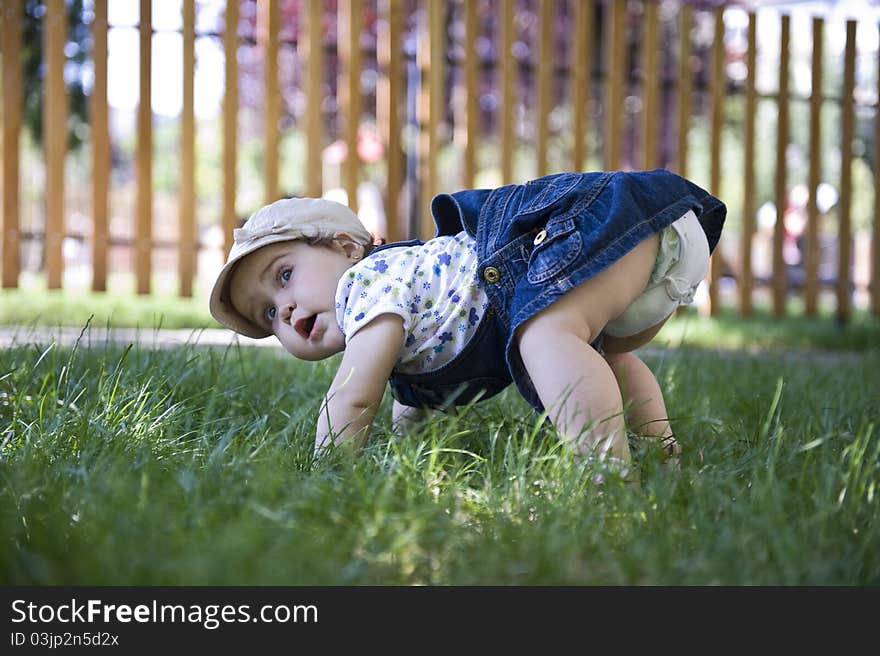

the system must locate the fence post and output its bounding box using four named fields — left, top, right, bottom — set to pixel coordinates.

left=418, top=0, right=444, bottom=237
left=707, top=5, right=725, bottom=316
left=2, top=0, right=22, bottom=289
left=805, top=16, right=824, bottom=317
left=463, top=0, right=478, bottom=189
left=740, top=10, right=756, bottom=317
left=571, top=0, right=592, bottom=173
left=772, top=13, right=790, bottom=318
left=874, top=21, right=880, bottom=317
left=223, top=0, right=239, bottom=256
left=499, top=0, right=515, bottom=184
left=339, top=0, right=363, bottom=214
left=536, top=0, right=554, bottom=178
left=259, top=0, right=280, bottom=205
left=604, top=0, right=625, bottom=171
left=304, top=0, right=323, bottom=200
left=179, top=0, right=196, bottom=297
left=45, top=0, right=68, bottom=290
left=378, top=0, right=404, bottom=240
left=92, top=0, right=109, bottom=293
left=676, top=4, right=692, bottom=177
left=838, top=20, right=856, bottom=323
left=136, top=0, right=153, bottom=295
left=641, top=0, right=659, bottom=171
